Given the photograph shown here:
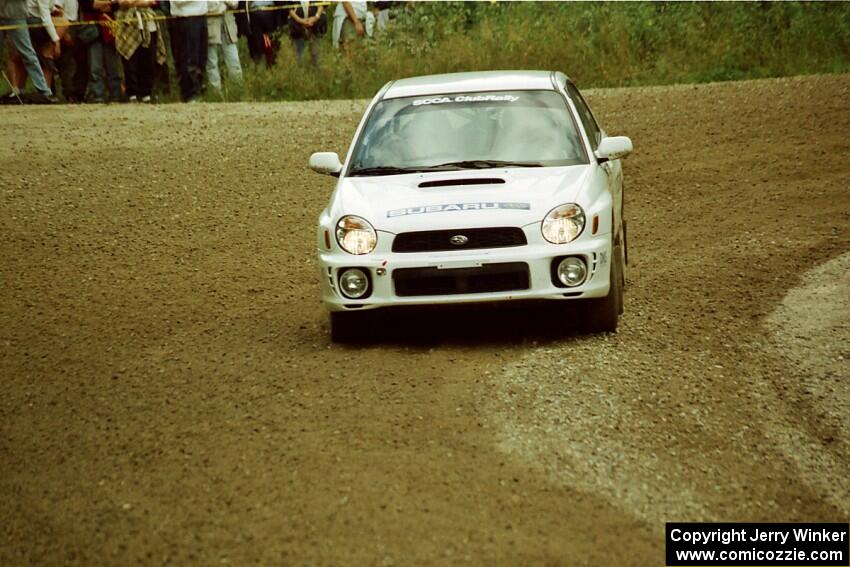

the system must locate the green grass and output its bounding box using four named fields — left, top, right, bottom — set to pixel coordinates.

left=4, top=1, right=849, bottom=102
left=222, top=1, right=850, bottom=101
